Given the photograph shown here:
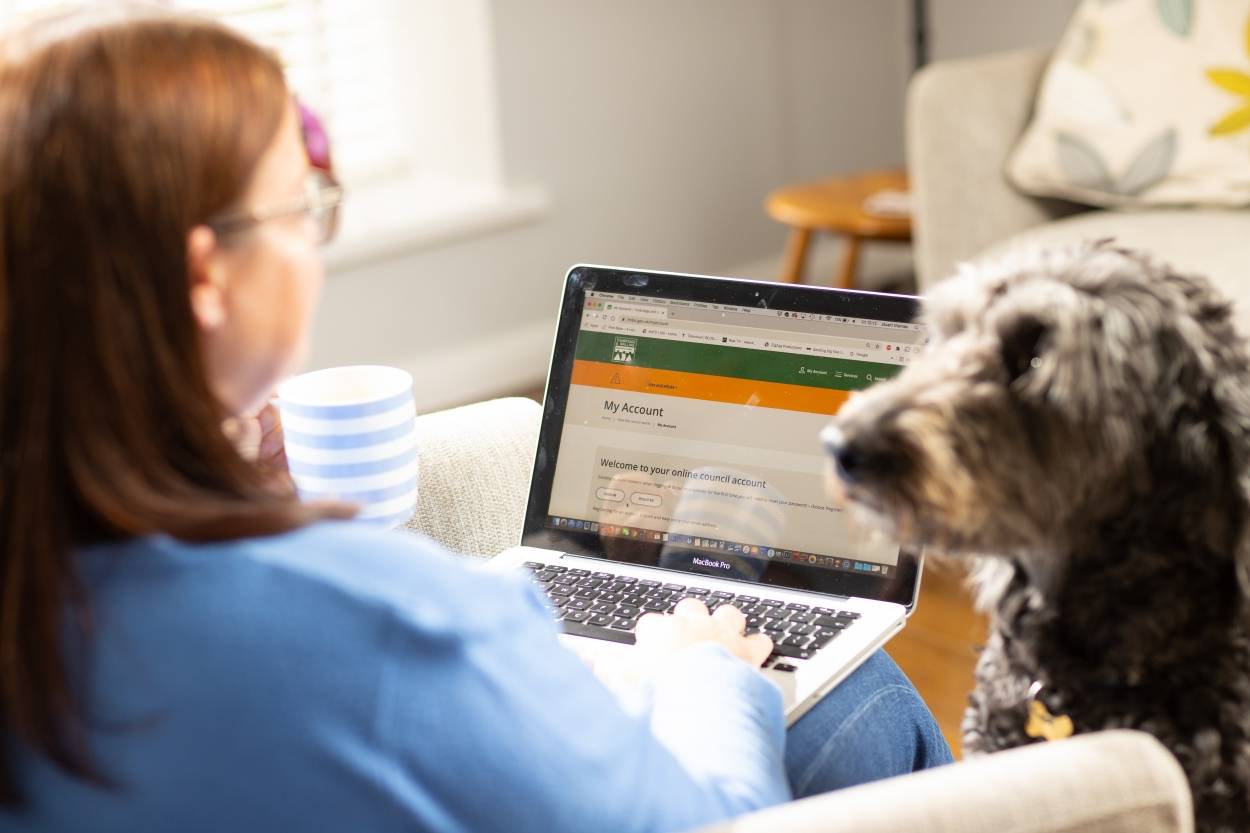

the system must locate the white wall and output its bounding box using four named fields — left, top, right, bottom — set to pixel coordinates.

left=927, top=0, right=1079, bottom=61
left=307, top=0, right=1074, bottom=413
